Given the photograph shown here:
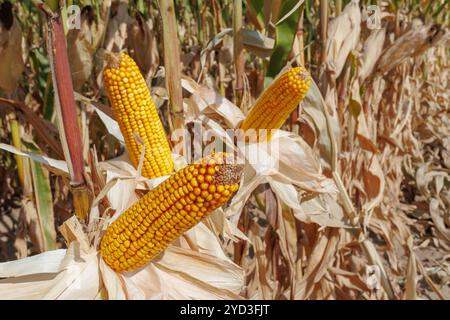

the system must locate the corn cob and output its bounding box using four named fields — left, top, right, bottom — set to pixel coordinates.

left=103, top=53, right=173, bottom=179
left=100, top=153, right=242, bottom=272
left=240, top=67, right=310, bottom=131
